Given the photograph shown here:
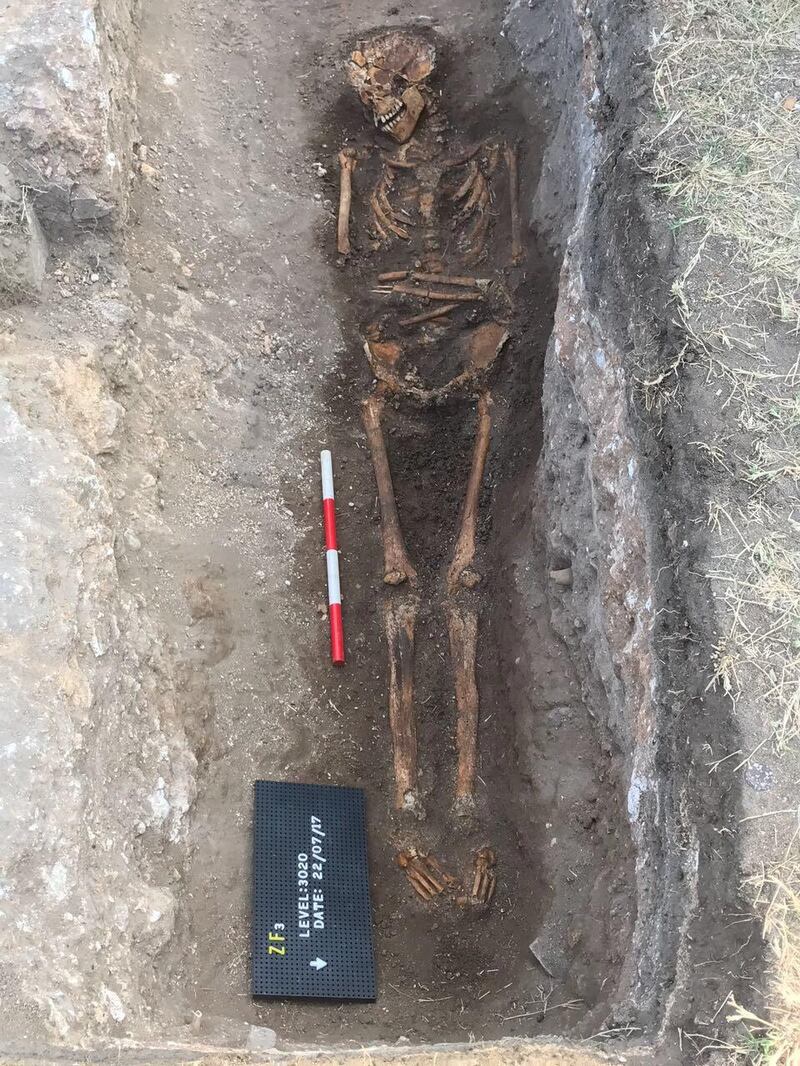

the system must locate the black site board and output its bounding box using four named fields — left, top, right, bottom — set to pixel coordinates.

left=252, top=780, right=376, bottom=1001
